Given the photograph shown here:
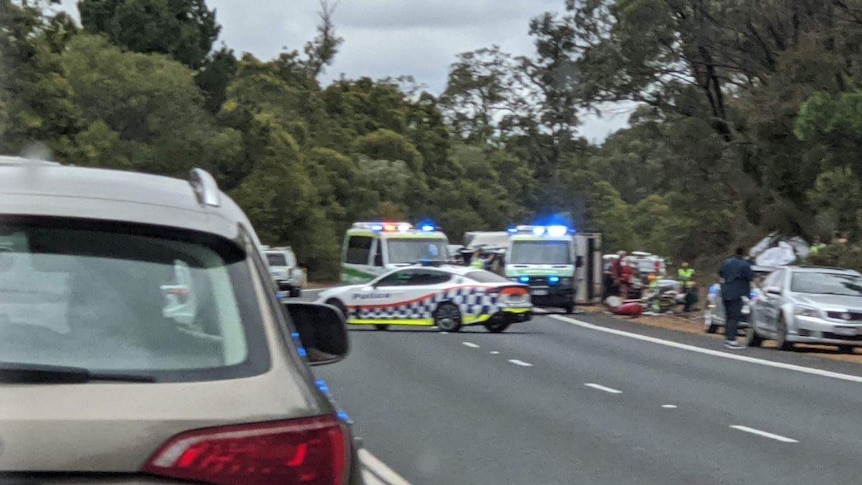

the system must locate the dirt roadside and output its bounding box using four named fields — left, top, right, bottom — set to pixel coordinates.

left=578, top=304, right=862, bottom=365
